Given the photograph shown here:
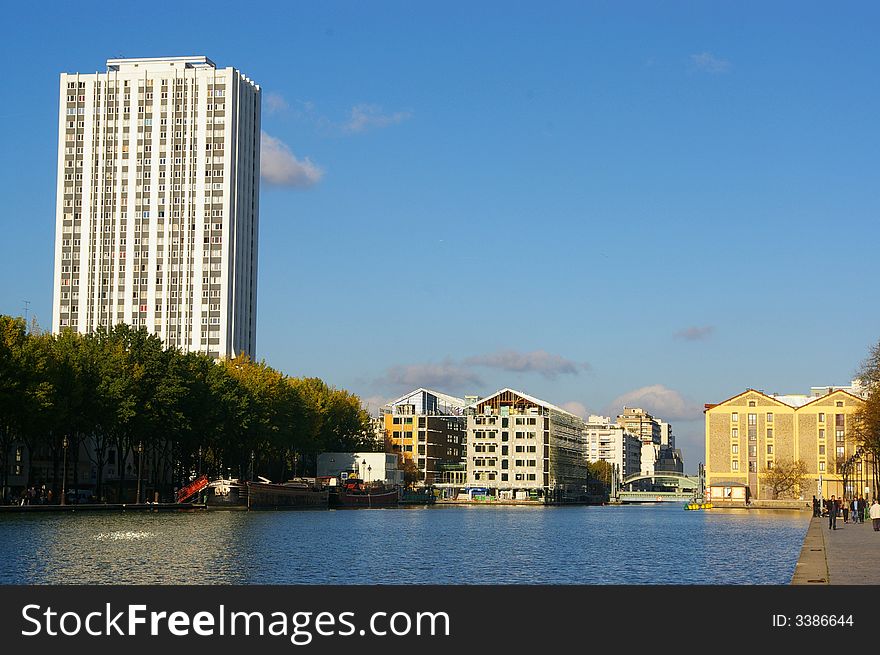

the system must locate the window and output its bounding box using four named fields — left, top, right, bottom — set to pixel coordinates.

left=766, top=413, right=773, bottom=422
left=766, top=428, right=773, bottom=439
left=748, top=413, right=757, bottom=426
left=836, top=401, right=844, bottom=407
left=819, top=445, right=825, bottom=455
left=748, top=400, right=756, bottom=407
left=731, top=428, right=738, bottom=438
left=766, top=461, right=773, bottom=470
left=748, top=445, right=757, bottom=457
left=731, top=412, right=738, bottom=423
left=819, top=461, right=826, bottom=472
left=732, top=460, right=739, bottom=471
left=748, top=461, right=756, bottom=473
left=731, top=445, right=739, bottom=455
left=767, top=444, right=773, bottom=454
left=819, top=429, right=825, bottom=439
left=819, top=413, right=825, bottom=422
